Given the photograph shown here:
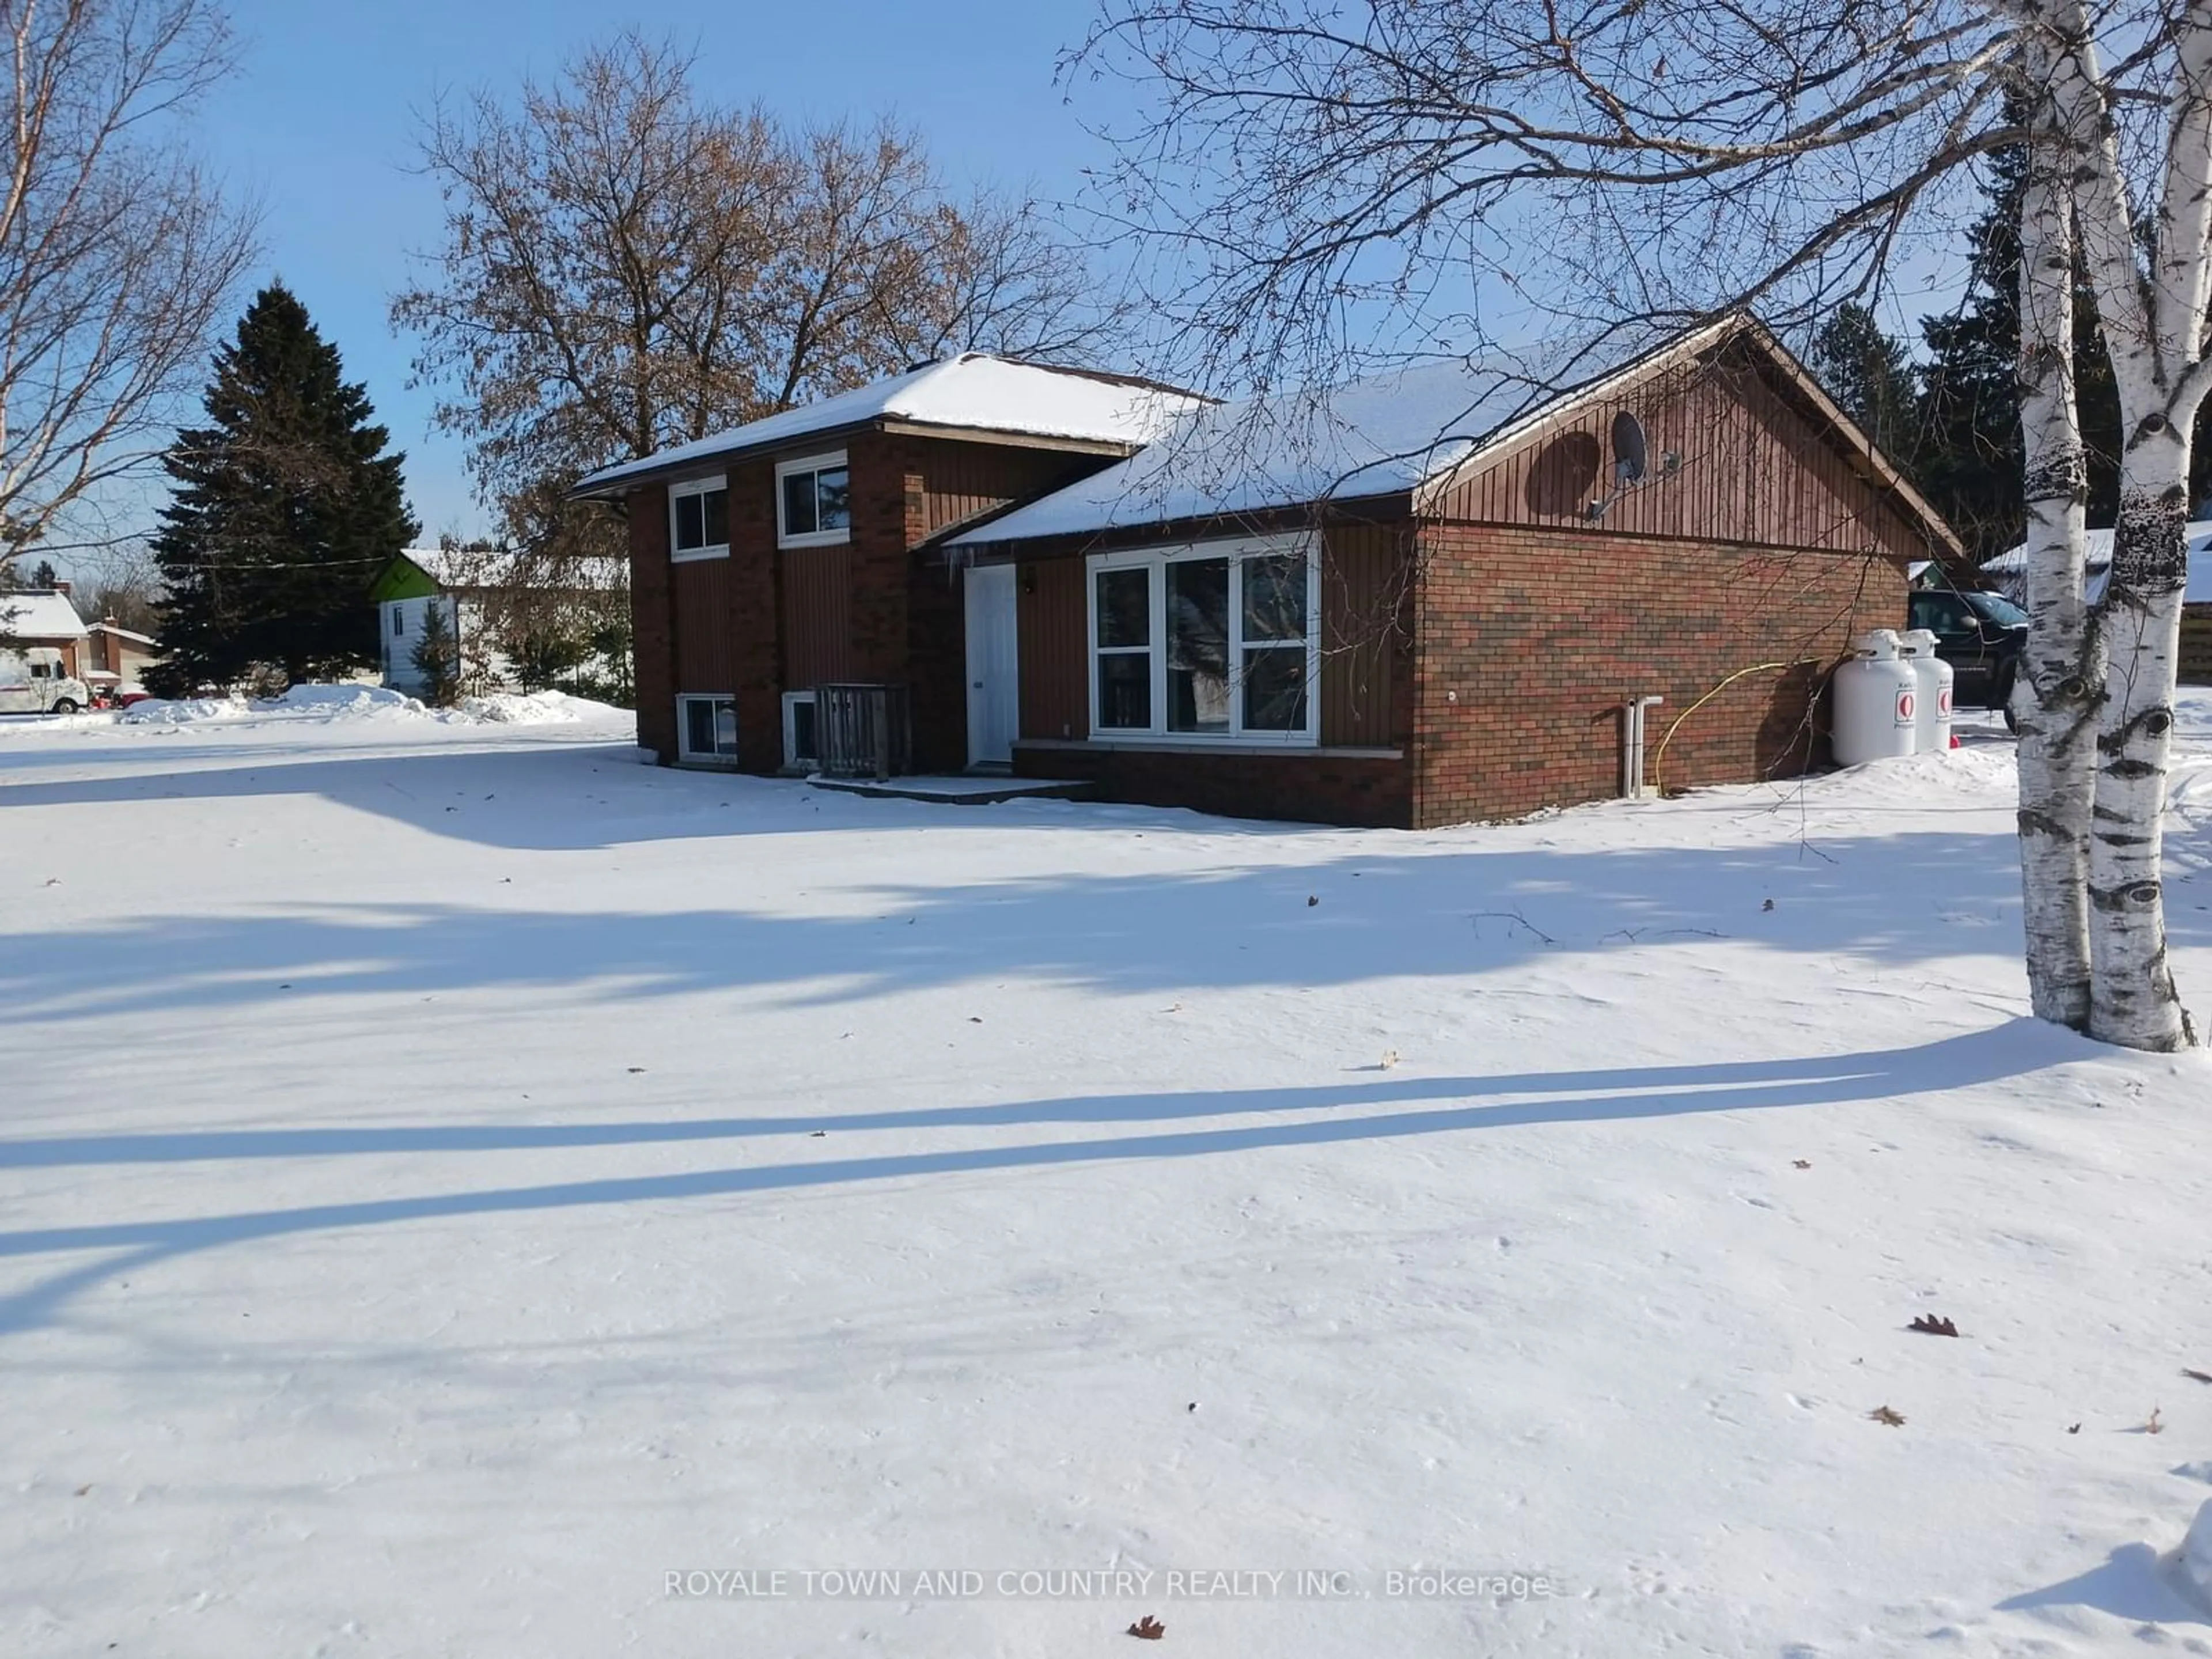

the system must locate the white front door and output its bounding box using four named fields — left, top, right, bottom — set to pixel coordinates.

left=964, top=562, right=1020, bottom=768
